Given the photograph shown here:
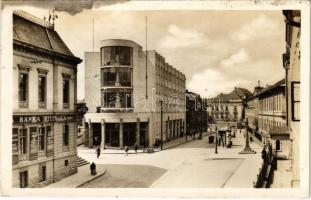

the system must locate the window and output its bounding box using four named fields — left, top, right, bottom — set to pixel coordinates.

left=64, top=160, right=69, bottom=166
left=101, top=46, right=133, bottom=66
left=63, top=124, right=69, bottom=146
left=19, top=128, right=27, bottom=155
left=101, top=68, right=132, bottom=87
left=63, top=78, right=70, bottom=108
left=39, top=166, right=46, bottom=182
left=101, top=88, right=133, bottom=108
left=19, top=171, right=28, bottom=188
left=276, top=140, right=281, bottom=151
left=19, top=73, right=28, bottom=105
left=38, top=76, right=46, bottom=105
left=38, top=127, right=46, bottom=151
left=291, top=82, right=300, bottom=121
